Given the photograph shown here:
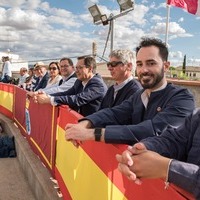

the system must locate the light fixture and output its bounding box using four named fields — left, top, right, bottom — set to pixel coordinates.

left=88, top=1, right=134, bottom=53
left=88, top=4, right=103, bottom=24
left=117, top=0, right=134, bottom=12
left=100, top=14, right=108, bottom=26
